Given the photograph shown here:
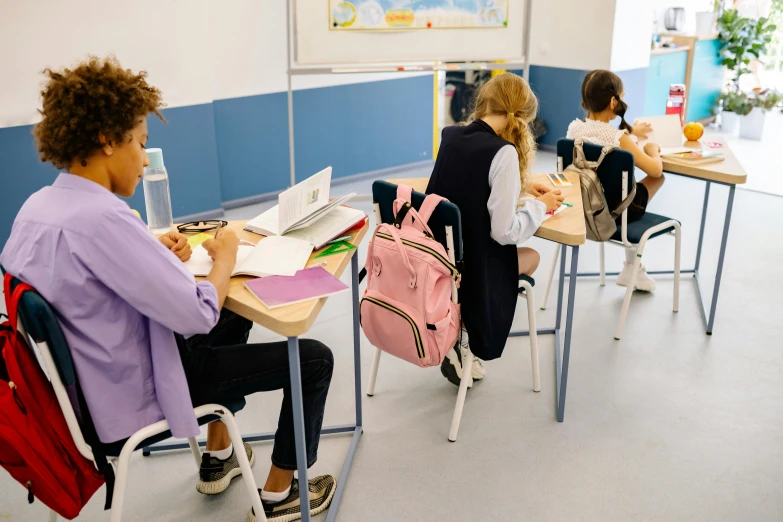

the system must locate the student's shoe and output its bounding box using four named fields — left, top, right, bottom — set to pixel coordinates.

left=459, top=330, right=485, bottom=380
left=440, top=341, right=473, bottom=389
left=248, top=475, right=337, bottom=522
left=196, top=442, right=255, bottom=495
left=616, top=262, right=657, bottom=292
